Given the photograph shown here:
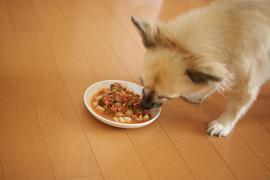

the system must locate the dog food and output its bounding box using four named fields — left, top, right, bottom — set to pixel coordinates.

left=91, top=83, right=151, bottom=123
